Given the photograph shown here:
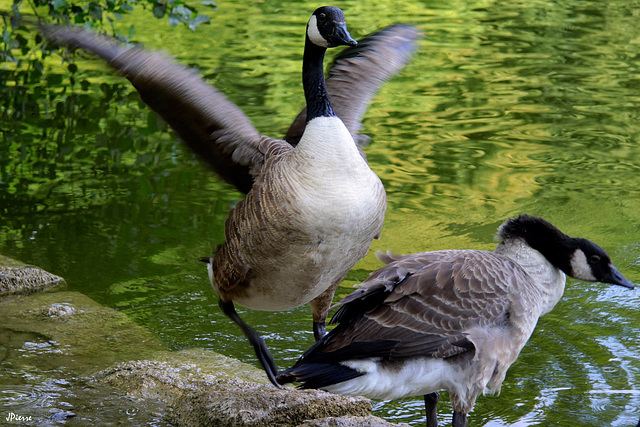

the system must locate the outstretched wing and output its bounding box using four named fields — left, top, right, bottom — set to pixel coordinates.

left=41, top=25, right=275, bottom=194
left=41, top=24, right=420, bottom=192
left=285, top=24, right=422, bottom=146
